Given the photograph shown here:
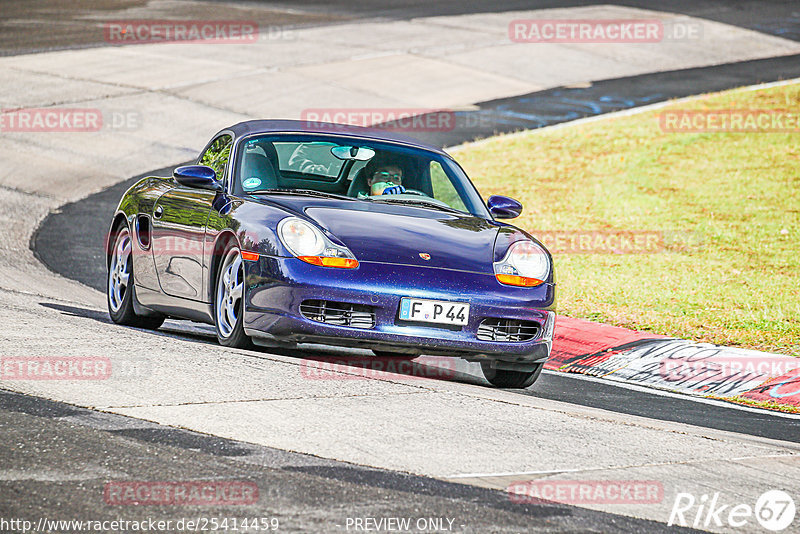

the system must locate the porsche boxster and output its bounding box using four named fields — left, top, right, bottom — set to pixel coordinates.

left=107, top=120, right=556, bottom=388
